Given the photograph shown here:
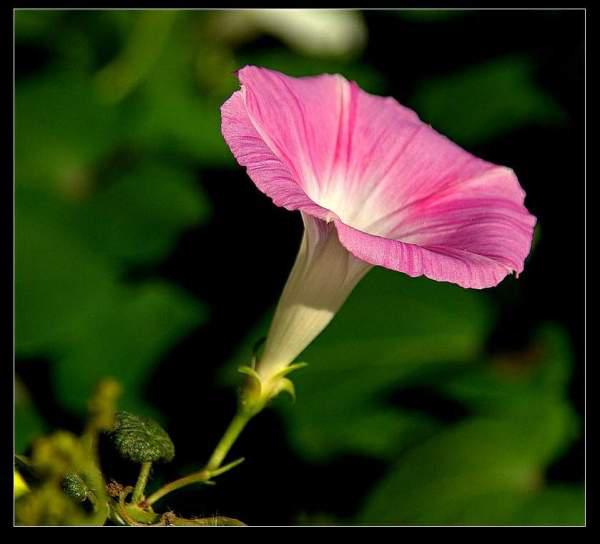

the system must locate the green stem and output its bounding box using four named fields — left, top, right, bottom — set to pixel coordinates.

left=144, top=409, right=253, bottom=507
left=131, top=462, right=152, bottom=504
left=206, top=410, right=252, bottom=471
